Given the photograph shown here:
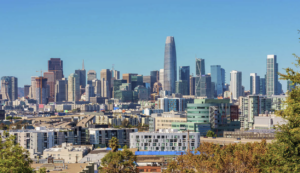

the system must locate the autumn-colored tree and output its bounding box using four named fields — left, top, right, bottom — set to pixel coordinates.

left=260, top=53, right=300, bottom=172
left=99, top=137, right=137, bottom=173
left=0, top=131, right=33, bottom=173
